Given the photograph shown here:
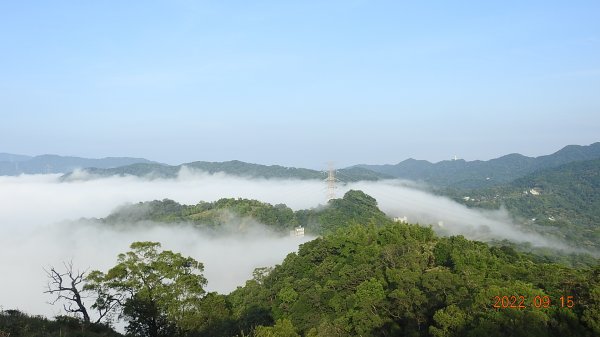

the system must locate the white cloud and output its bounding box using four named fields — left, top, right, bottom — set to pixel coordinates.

left=0, top=170, right=583, bottom=322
